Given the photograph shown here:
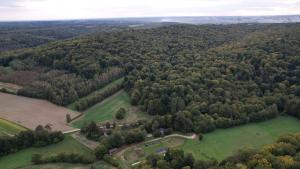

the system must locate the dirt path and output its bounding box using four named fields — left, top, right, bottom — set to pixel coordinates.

left=63, top=128, right=80, bottom=134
